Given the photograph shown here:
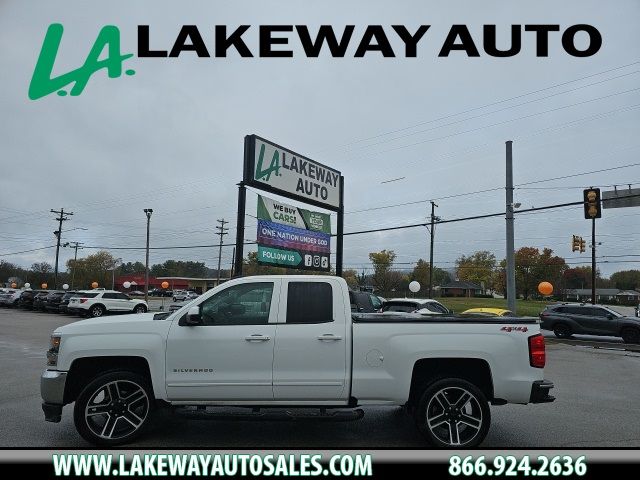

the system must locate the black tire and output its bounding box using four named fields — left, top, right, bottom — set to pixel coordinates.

left=73, top=371, right=154, bottom=446
left=89, top=304, right=105, bottom=318
left=134, top=304, right=147, bottom=314
left=414, top=378, right=491, bottom=448
left=621, top=328, right=640, bottom=344
left=553, top=323, right=572, bottom=338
